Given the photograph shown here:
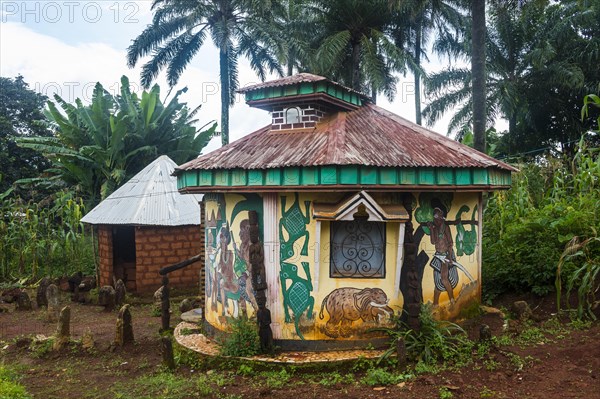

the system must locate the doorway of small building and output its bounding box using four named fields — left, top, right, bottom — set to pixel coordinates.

left=112, top=226, right=136, bottom=291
